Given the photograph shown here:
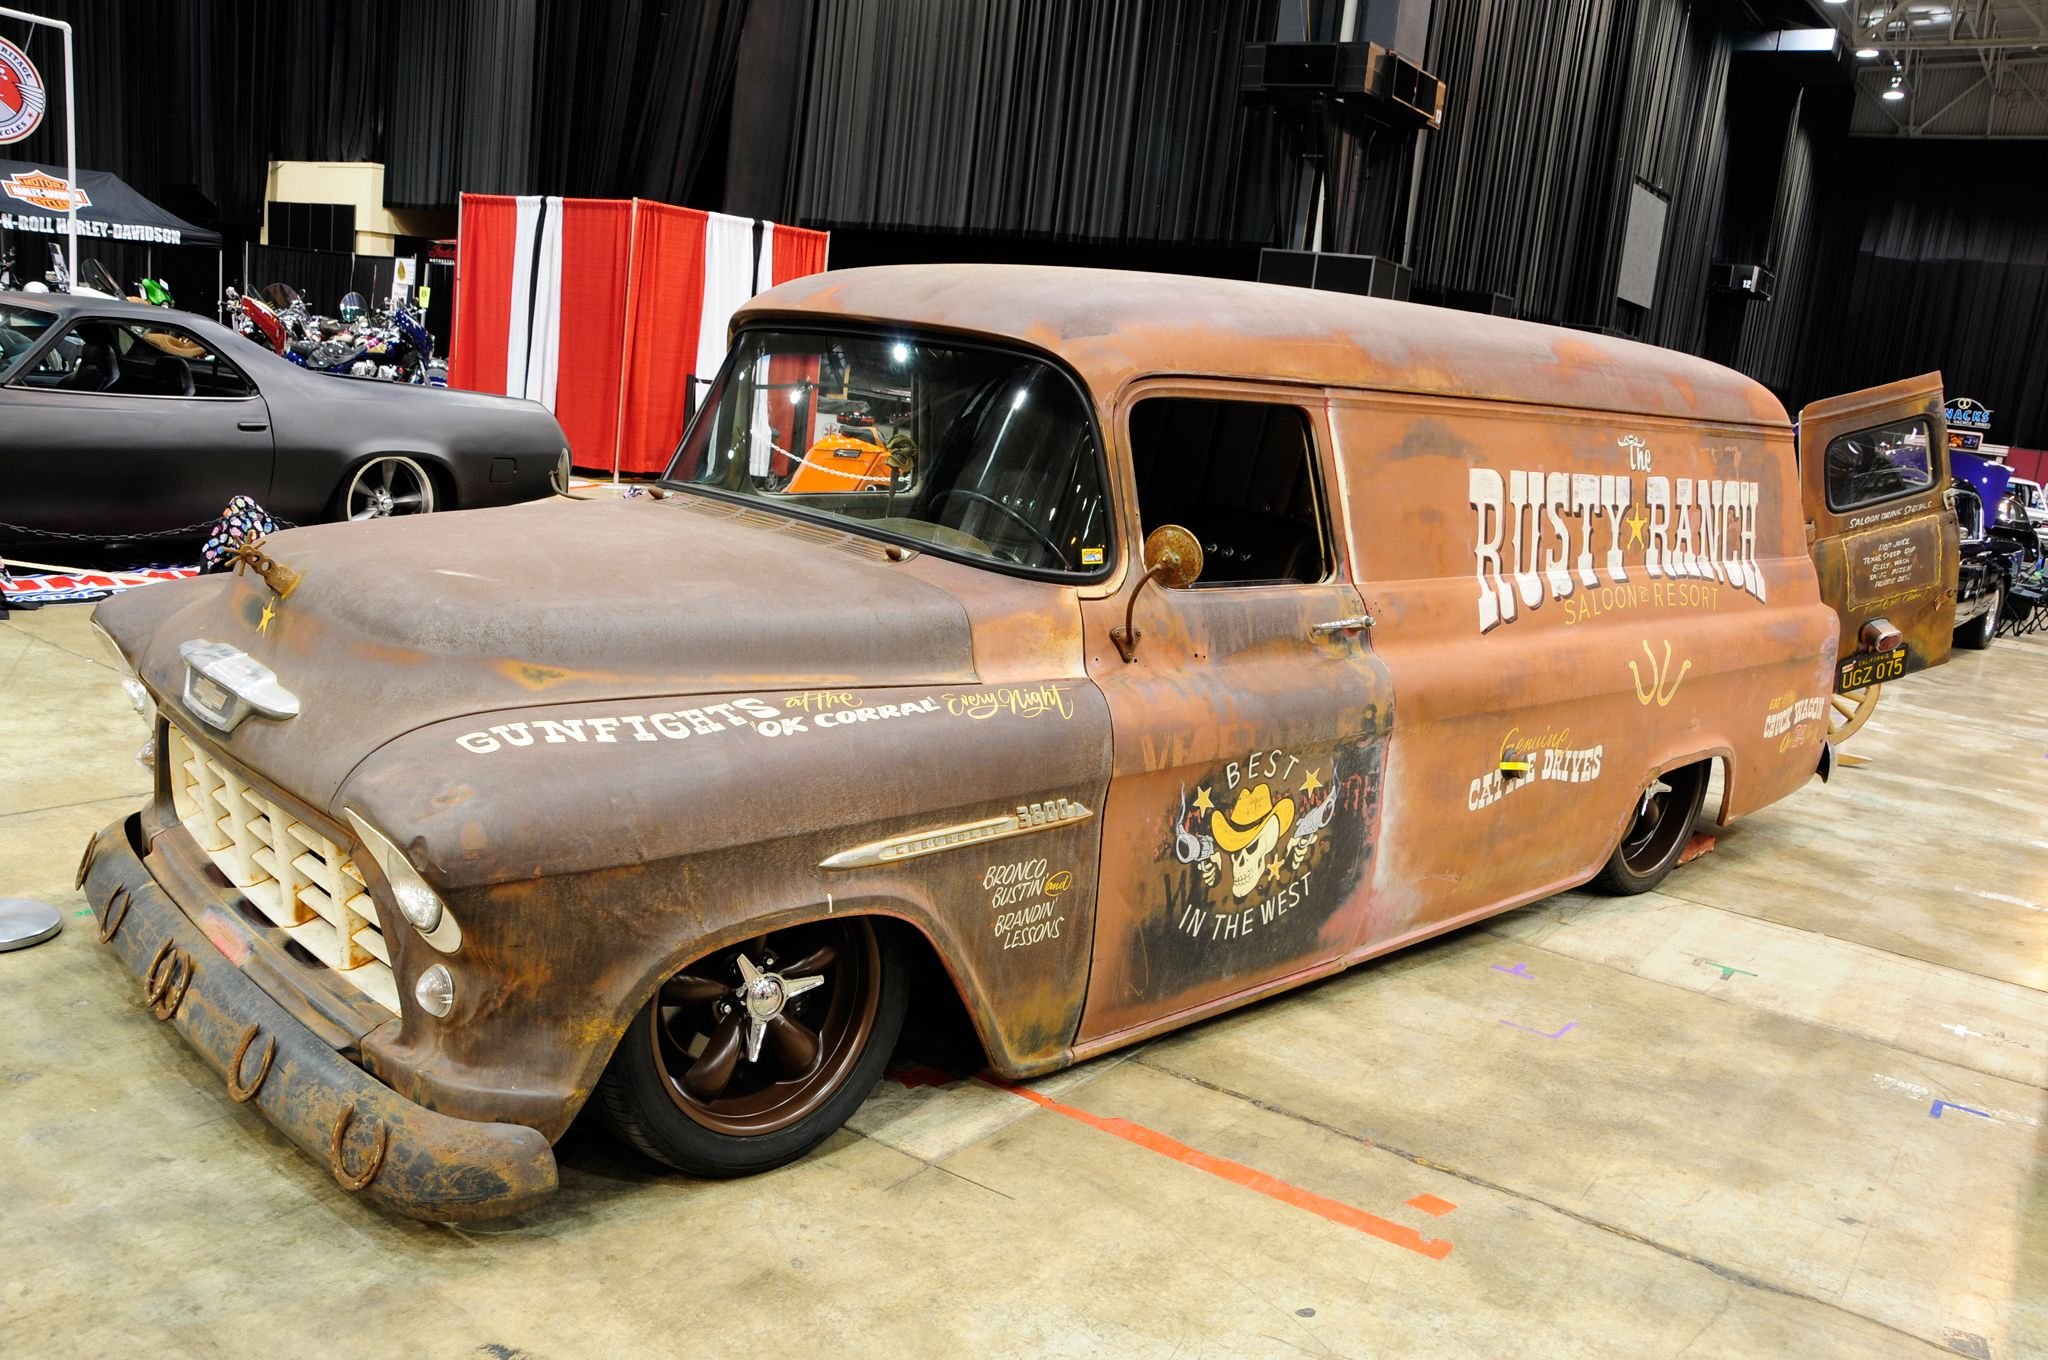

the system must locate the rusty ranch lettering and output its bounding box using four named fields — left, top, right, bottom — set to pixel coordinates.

left=1470, top=467, right=1765, bottom=633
